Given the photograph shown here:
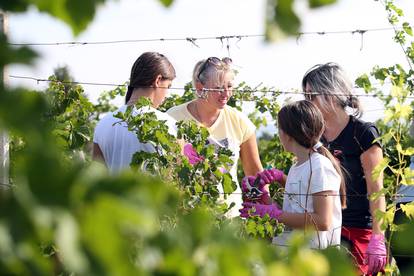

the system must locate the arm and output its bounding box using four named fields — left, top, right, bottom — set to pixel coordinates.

left=361, top=144, right=386, bottom=234
left=92, top=143, right=107, bottom=167
left=278, top=190, right=334, bottom=231
left=240, top=134, right=263, bottom=176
